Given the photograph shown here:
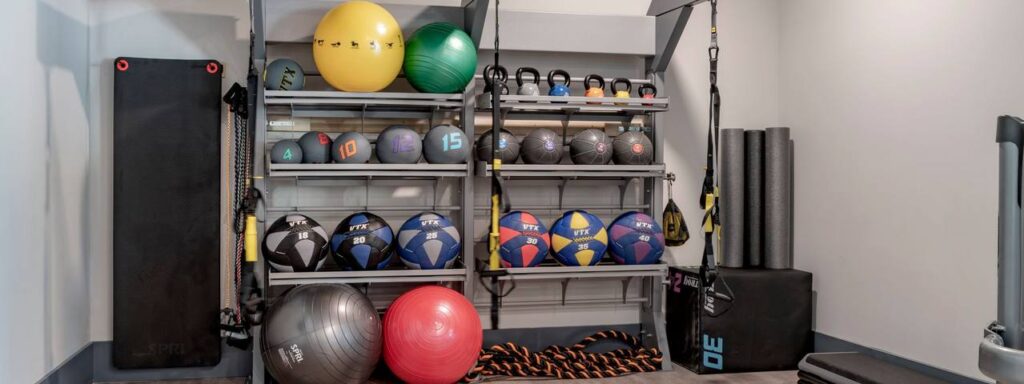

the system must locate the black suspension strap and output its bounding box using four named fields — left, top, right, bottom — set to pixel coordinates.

left=698, top=0, right=734, bottom=316
left=463, top=330, right=662, bottom=381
